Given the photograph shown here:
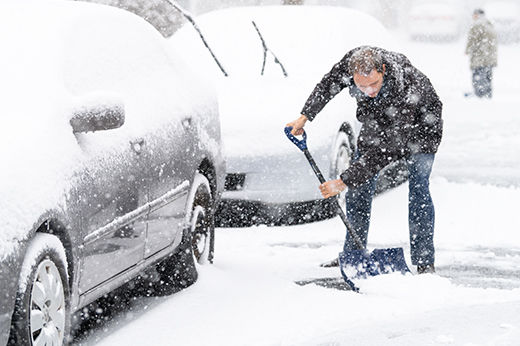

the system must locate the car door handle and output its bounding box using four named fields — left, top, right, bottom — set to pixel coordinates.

left=130, top=138, right=145, bottom=154
left=181, top=117, right=192, bottom=129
